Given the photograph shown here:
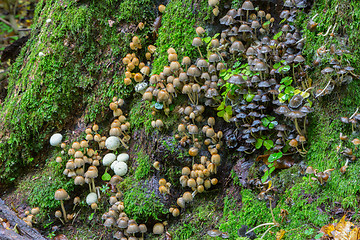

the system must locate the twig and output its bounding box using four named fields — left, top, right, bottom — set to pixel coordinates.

left=0, top=17, right=11, bottom=26
left=260, top=226, right=274, bottom=239
left=315, top=80, right=331, bottom=98
left=349, top=107, right=359, bottom=119
left=245, top=222, right=275, bottom=235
